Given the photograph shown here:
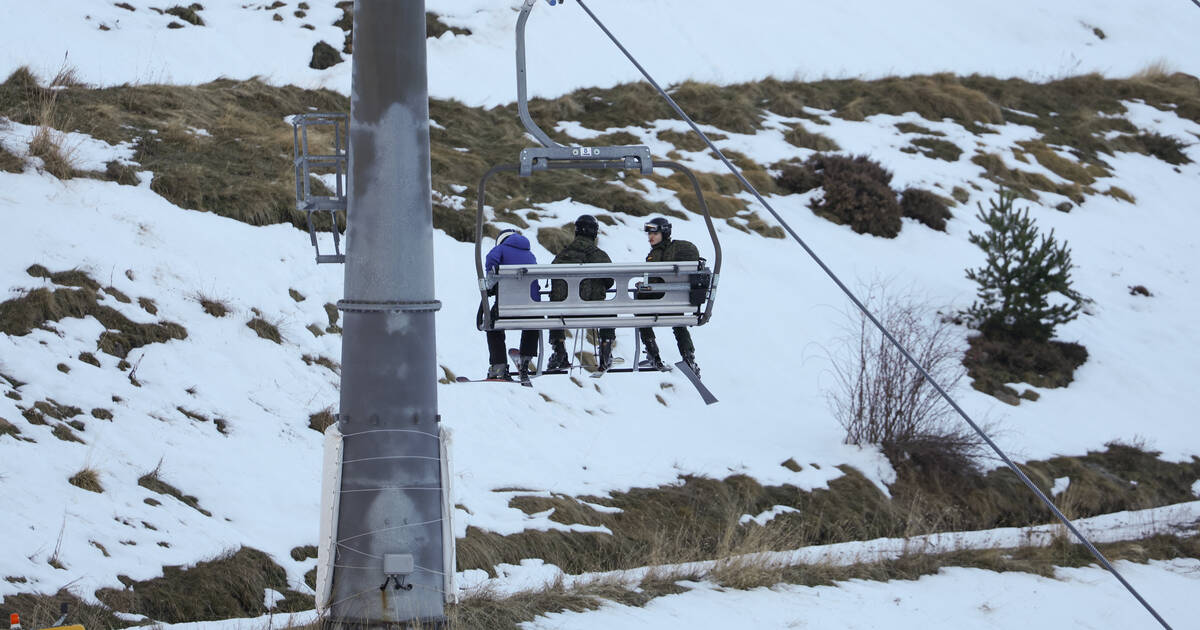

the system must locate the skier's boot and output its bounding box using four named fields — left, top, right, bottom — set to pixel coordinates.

left=680, top=350, right=700, bottom=379
left=547, top=340, right=570, bottom=371
left=641, top=338, right=667, bottom=371
left=487, top=363, right=513, bottom=381
left=518, top=355, right=536, bottom=382
left=598, top=339, right=614, bottom=372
